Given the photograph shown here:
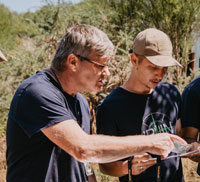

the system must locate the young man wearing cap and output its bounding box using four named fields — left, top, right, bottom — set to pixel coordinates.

left=96, top=28, right=184, bottom=182
left=0, top=50, right=7, bottom=62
